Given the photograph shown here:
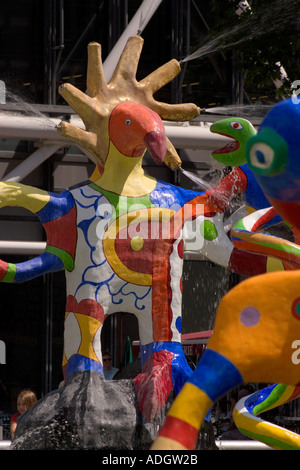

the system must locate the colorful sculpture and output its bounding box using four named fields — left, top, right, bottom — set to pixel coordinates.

left=0, top=35, right=280, bottom=430
left=3, top=36, right=299, bottom=449
left=210, top=117, right=271, bottom=210
left=0, top=36, right=201, bottom=425
left=233, top=383, right=300, bottom=449
left=210, top=117, right=300, bottom=445
left=210, top=117, right=300, bottom=271
left=151, top=97, right=300, bottom=450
